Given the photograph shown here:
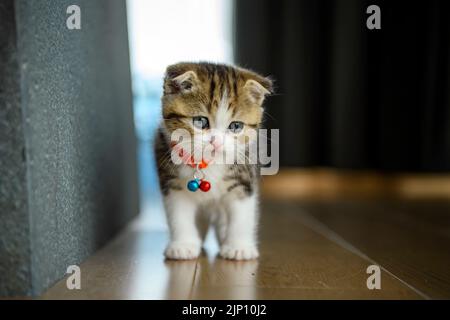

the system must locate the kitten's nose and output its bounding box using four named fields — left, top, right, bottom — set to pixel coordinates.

left=210, top=135, right=223, bottom=150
